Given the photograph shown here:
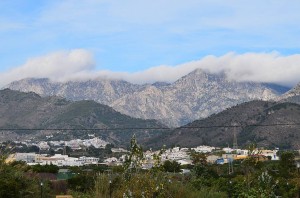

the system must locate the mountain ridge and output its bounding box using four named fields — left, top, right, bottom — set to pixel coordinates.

left=5, top=69, right=283, bottom=126
left=0, top=89, right=165, bottom=146
left=144, top=100, right=300, bottom=149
